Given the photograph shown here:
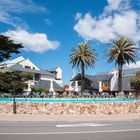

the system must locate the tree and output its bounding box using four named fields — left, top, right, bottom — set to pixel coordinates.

left=130, top=72, right=140, bottom=90
left=0, top=72, right=33, bottom=94
left=106, top=36, right=137, bottom=92
left=0, top=35, right=23, bottom=62
left=69, top=42, right=96, bottom=94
